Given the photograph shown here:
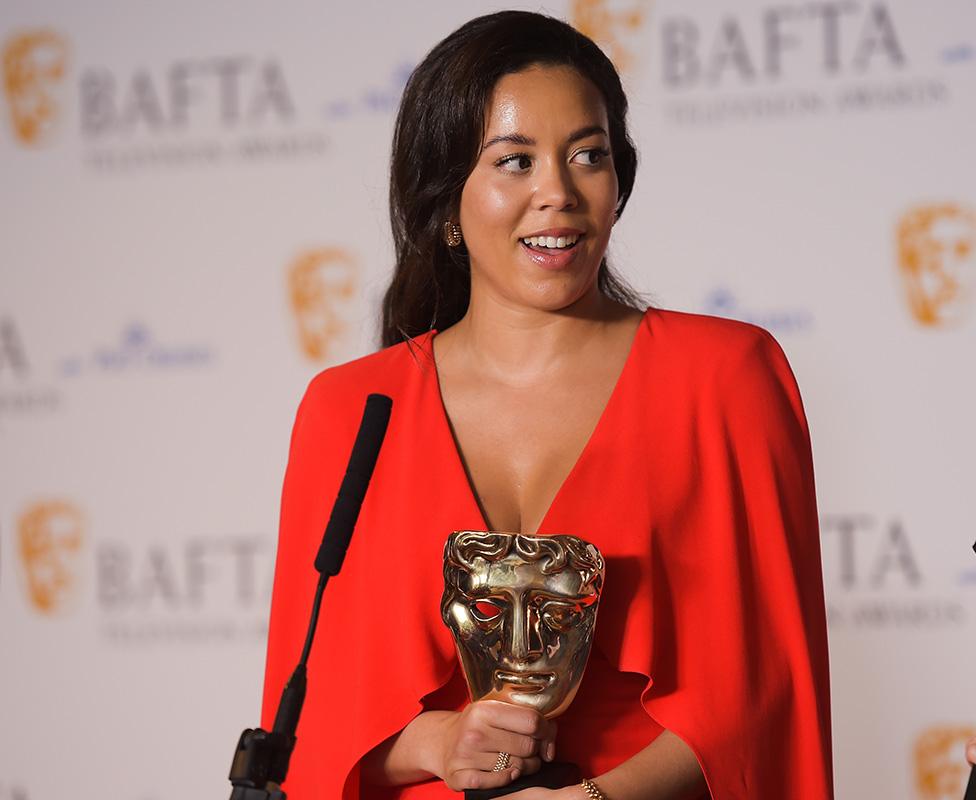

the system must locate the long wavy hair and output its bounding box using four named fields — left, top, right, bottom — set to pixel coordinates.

left=381, top=10, right=644, bottom=347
